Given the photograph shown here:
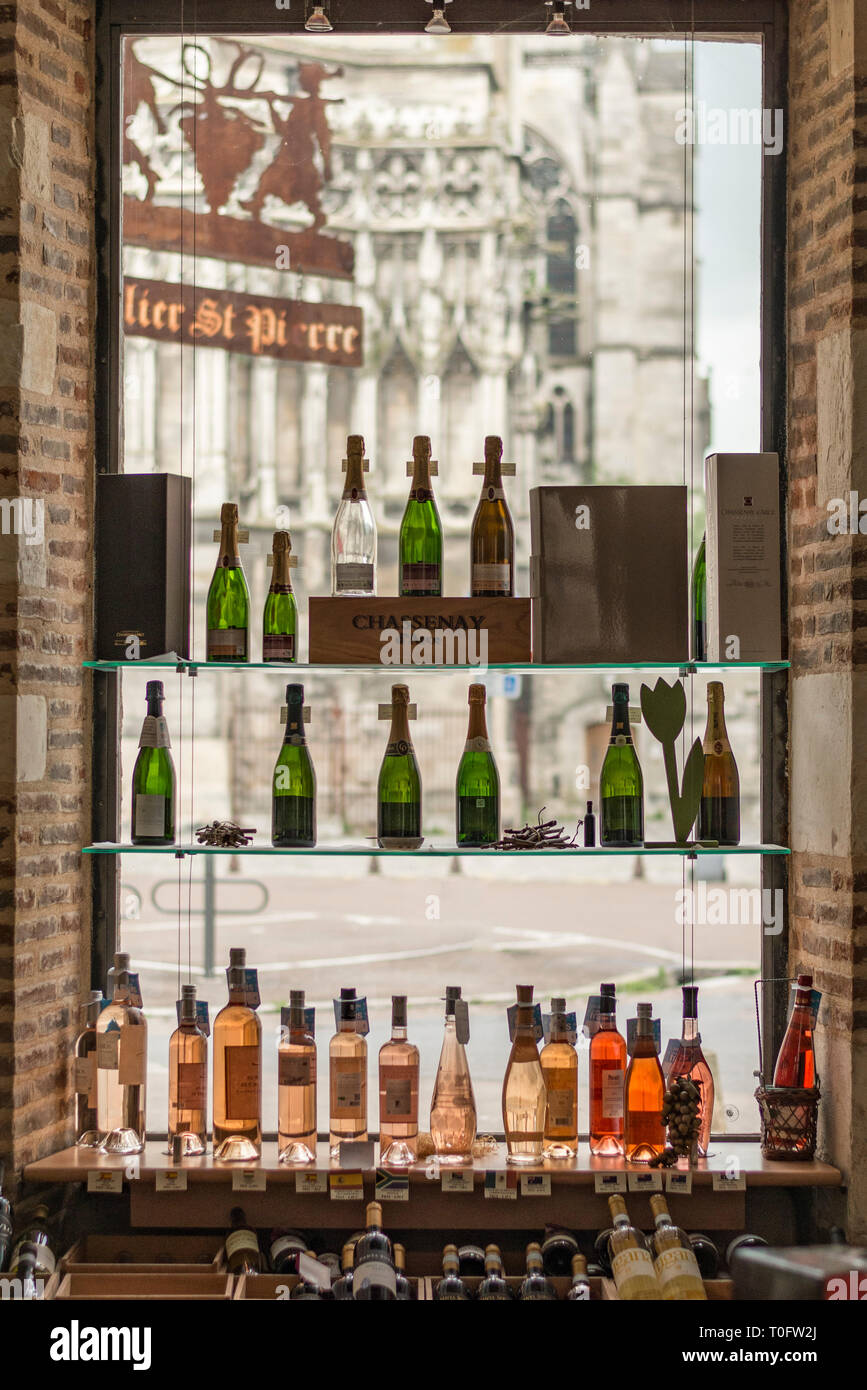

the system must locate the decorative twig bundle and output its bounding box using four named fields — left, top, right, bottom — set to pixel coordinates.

left=493, top=807, right=581, bottom=852
left=195, top=820, right=256, bottom=847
